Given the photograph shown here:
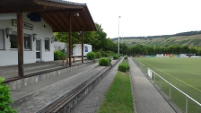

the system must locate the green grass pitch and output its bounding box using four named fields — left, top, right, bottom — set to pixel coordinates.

left=135, top=57, right=201, bottom=113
